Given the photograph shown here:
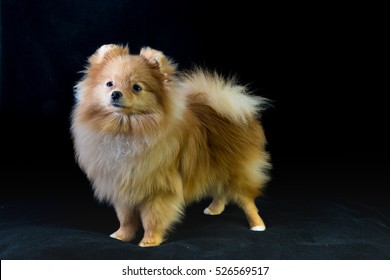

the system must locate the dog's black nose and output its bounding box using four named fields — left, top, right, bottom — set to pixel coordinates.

left=111, top=91, right=122, bottom=101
